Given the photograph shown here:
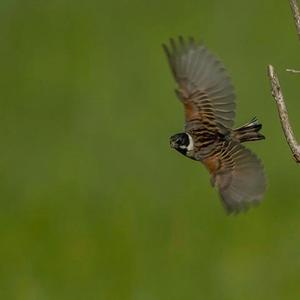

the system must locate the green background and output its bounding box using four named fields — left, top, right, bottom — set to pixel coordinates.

left=1, top=0, right=300, bottom=299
